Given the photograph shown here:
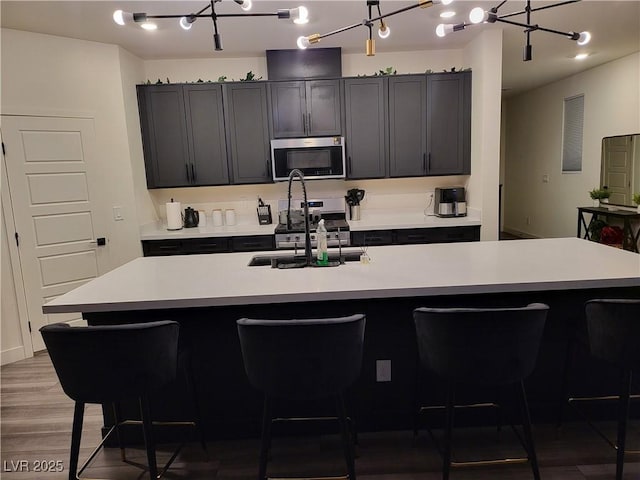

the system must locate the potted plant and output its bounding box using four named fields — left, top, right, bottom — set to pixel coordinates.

left=633, top=193, right=640, bottom=213
left=589, top=187, right=610, bottom=207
